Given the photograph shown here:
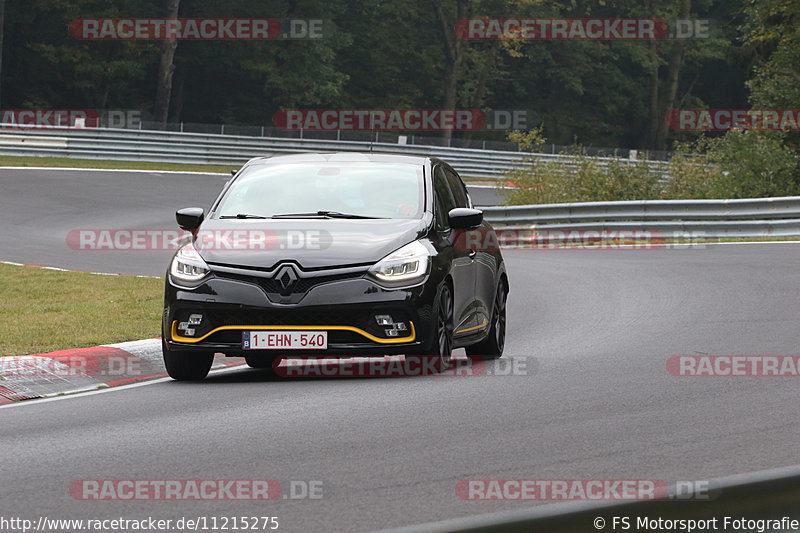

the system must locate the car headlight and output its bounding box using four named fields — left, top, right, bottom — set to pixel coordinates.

left=170, top=243, right=210, bottom=282
left=370, top=240, right=430, bottom=284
